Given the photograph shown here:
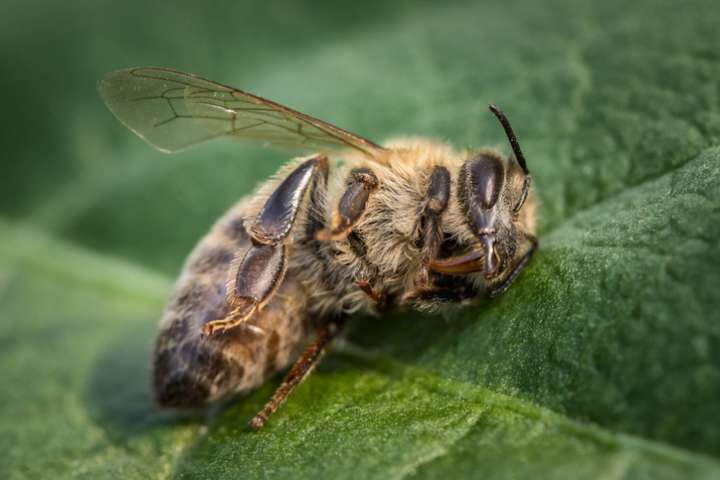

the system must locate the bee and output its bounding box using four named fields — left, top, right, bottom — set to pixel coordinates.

left=99, top=67, right=538, bottom=430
